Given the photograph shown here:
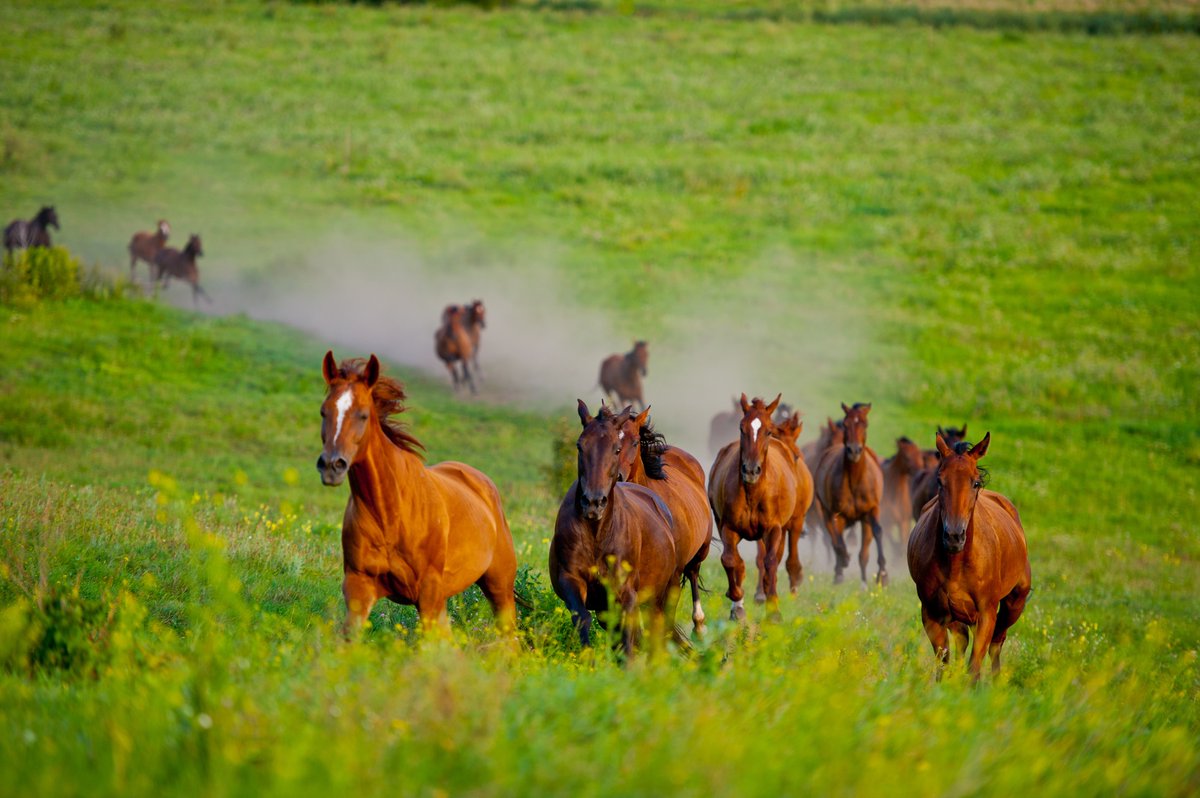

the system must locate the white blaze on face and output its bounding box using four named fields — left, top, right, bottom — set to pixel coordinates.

left=333, top=389, right=354, bottom=442
left=750, top=418, right=762, bottom=442
left=618, top=430, right=625, bottom=440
